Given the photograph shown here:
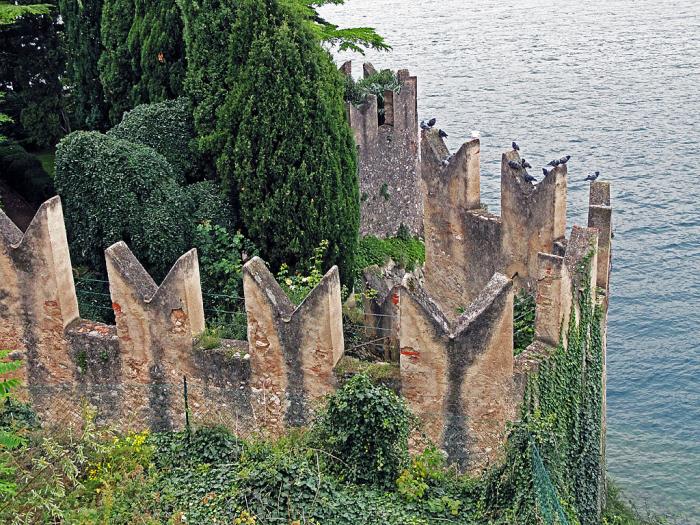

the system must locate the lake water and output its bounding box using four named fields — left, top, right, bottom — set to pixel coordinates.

left=320, top=0, right=700, bottom=519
